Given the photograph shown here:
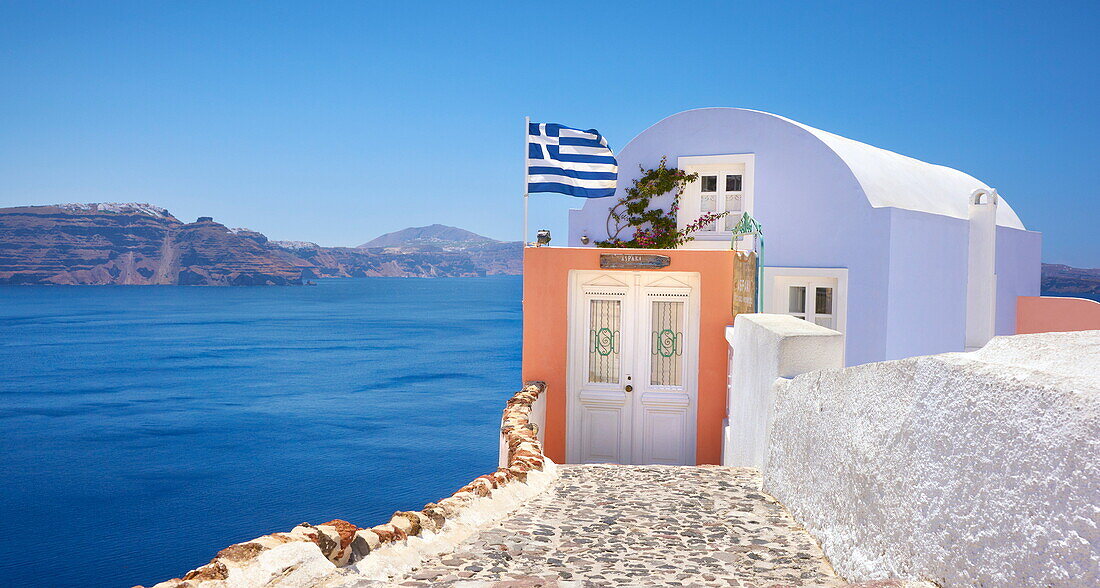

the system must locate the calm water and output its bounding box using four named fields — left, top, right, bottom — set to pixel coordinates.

left=1042, top=290, right=1100, bottom=302
left=0, top=277, right=521, bottom=587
